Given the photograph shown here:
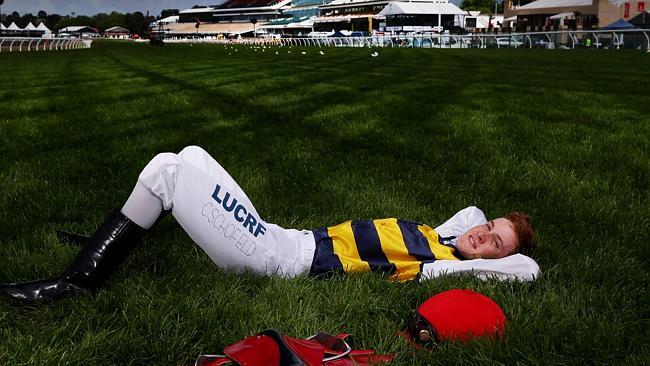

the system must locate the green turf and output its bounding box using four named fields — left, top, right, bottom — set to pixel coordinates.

left=0, top=40, right=648, bottom=365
